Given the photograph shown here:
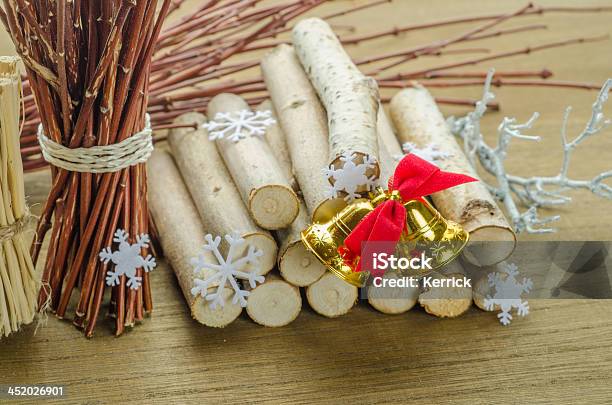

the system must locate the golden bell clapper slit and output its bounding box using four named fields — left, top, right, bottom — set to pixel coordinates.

left=301, top=154, right=477, bottom=287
